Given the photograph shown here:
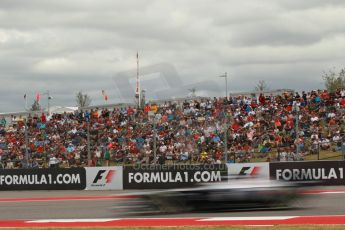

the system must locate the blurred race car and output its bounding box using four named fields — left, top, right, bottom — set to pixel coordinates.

left=116, top=178, right=303, bottom=215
